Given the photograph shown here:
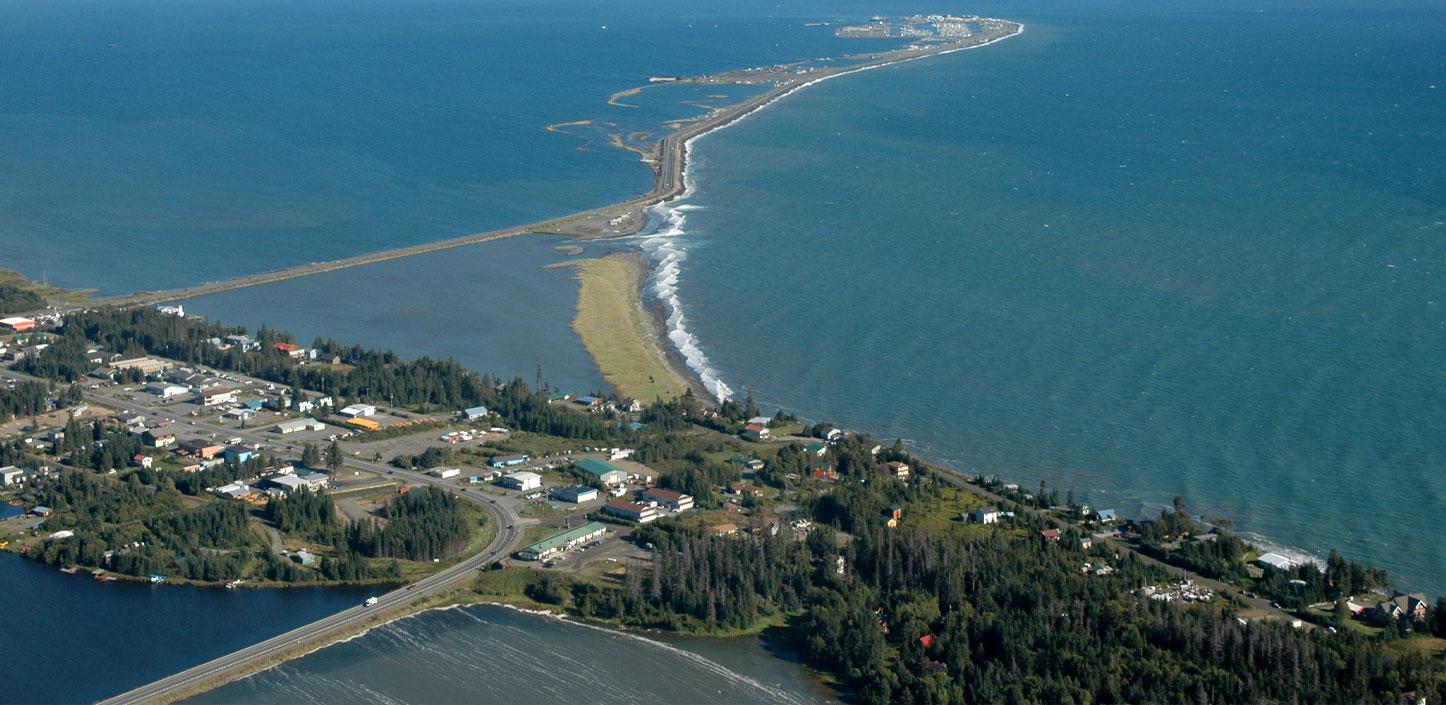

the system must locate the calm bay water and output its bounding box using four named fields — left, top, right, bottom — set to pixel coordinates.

left=187, top=235, right=610, bottom=396
left=658, top=5, right=1444, bottom=591
left=0, top=553, right=369, bottom=704
left=187, top=604, right=830, bottom=705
